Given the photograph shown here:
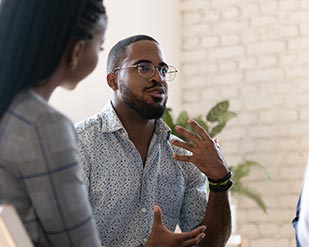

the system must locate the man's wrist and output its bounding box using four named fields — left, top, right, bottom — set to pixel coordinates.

left=208, top=171, right=233, bottom=192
